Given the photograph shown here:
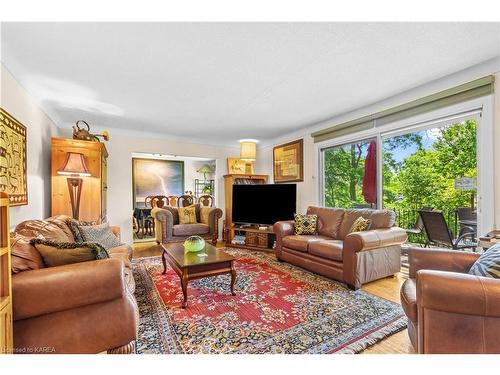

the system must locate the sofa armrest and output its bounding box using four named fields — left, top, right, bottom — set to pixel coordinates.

left=274, top=221, right=295, bottom=238
left=207, top=207, right=223, bottom=235
left=273, top=221, right=295, bottom=259
left=409, top=247, right=479, bottom=279
left=417, top=269, right=500, bottom=317
left=343, top=227, right=407, bottom=253
left=111, top=225, right=121, bottom=240
left=13, top=258, right=126, bottom=321
left=152, top=207, right=174, bottom=243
